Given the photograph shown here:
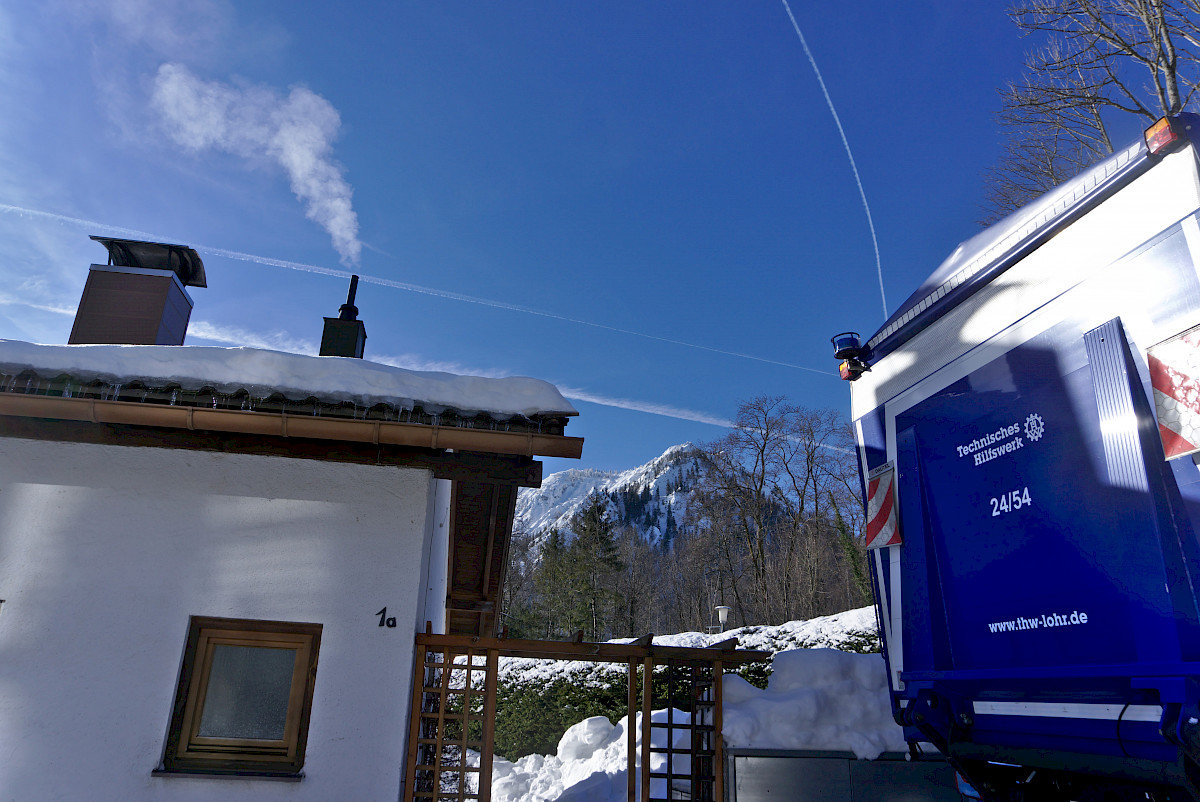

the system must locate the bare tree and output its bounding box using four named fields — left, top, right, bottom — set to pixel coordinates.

left=693, top=397, right=863, bottom=627
left=499, top=527, right=537, bottom=634
left=983, top=0, right=1200, bottom=222
left=614, top=523, right=658, bottom=636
